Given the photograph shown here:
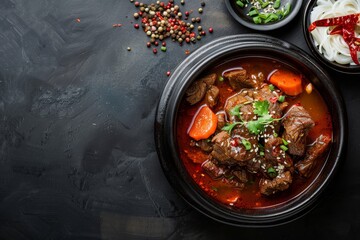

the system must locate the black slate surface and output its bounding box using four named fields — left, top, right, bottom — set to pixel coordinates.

left=0, top=0, right=359, bottom=239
